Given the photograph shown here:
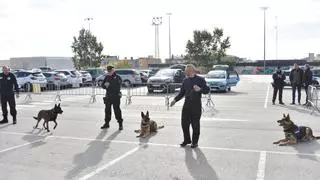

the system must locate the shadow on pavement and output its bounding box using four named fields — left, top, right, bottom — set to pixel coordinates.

left=292, top=141, right=320, bottom=162
left=0, top=124, right=11, bottom=129
left=65, top=130, right=121, bottom=179
left=138, top=133, right=156, bottom=149
left=184, top=148, right=219, bottom=180
left=22, top=129, right=51, bottom=148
